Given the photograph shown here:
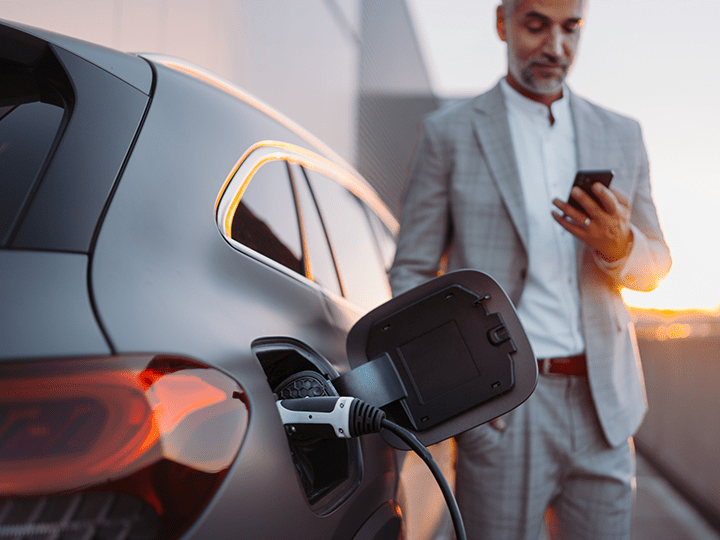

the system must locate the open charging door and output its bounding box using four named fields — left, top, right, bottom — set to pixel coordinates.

left=332, top=269, right=537, bottom=449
